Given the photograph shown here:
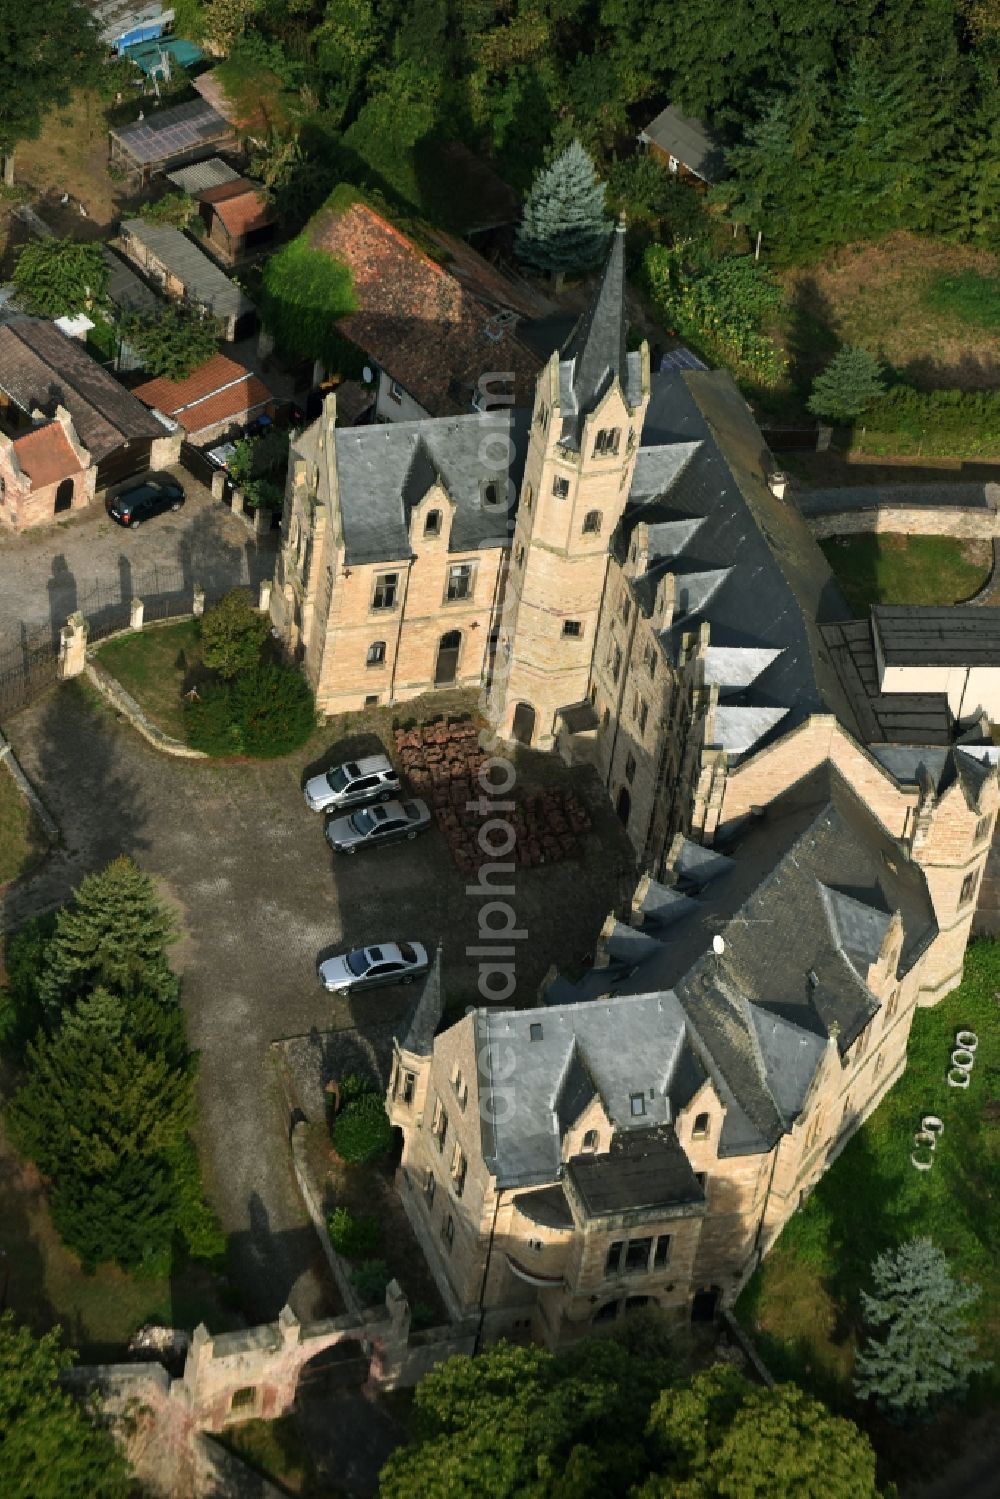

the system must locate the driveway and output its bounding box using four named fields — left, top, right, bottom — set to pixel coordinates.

left=0, top=471, right=276, bottom=651
left=2, top=684, right=632, bottom=1325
